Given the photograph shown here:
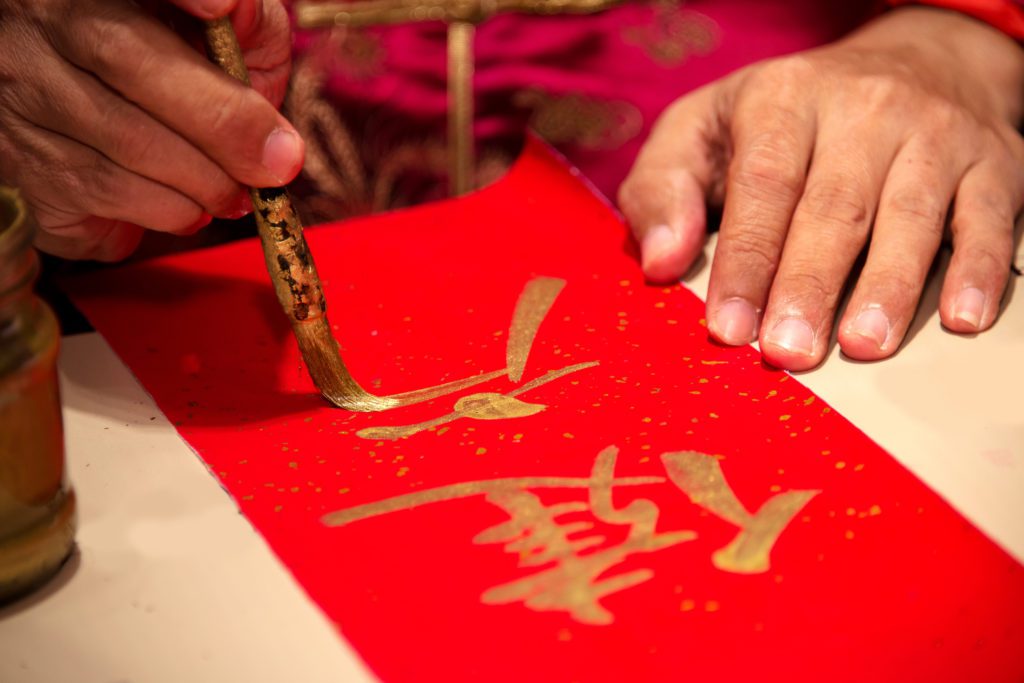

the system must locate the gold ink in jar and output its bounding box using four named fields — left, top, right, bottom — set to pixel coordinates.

left=0, top=187, right=75, bottom=603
